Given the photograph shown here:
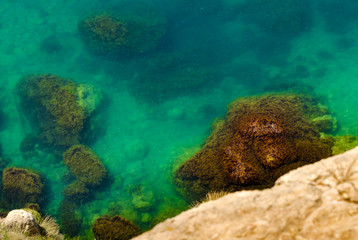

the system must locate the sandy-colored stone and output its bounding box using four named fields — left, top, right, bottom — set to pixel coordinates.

left=3, top=209, right=41, bottom=235
left=134, top=146, right=358, bottom=240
